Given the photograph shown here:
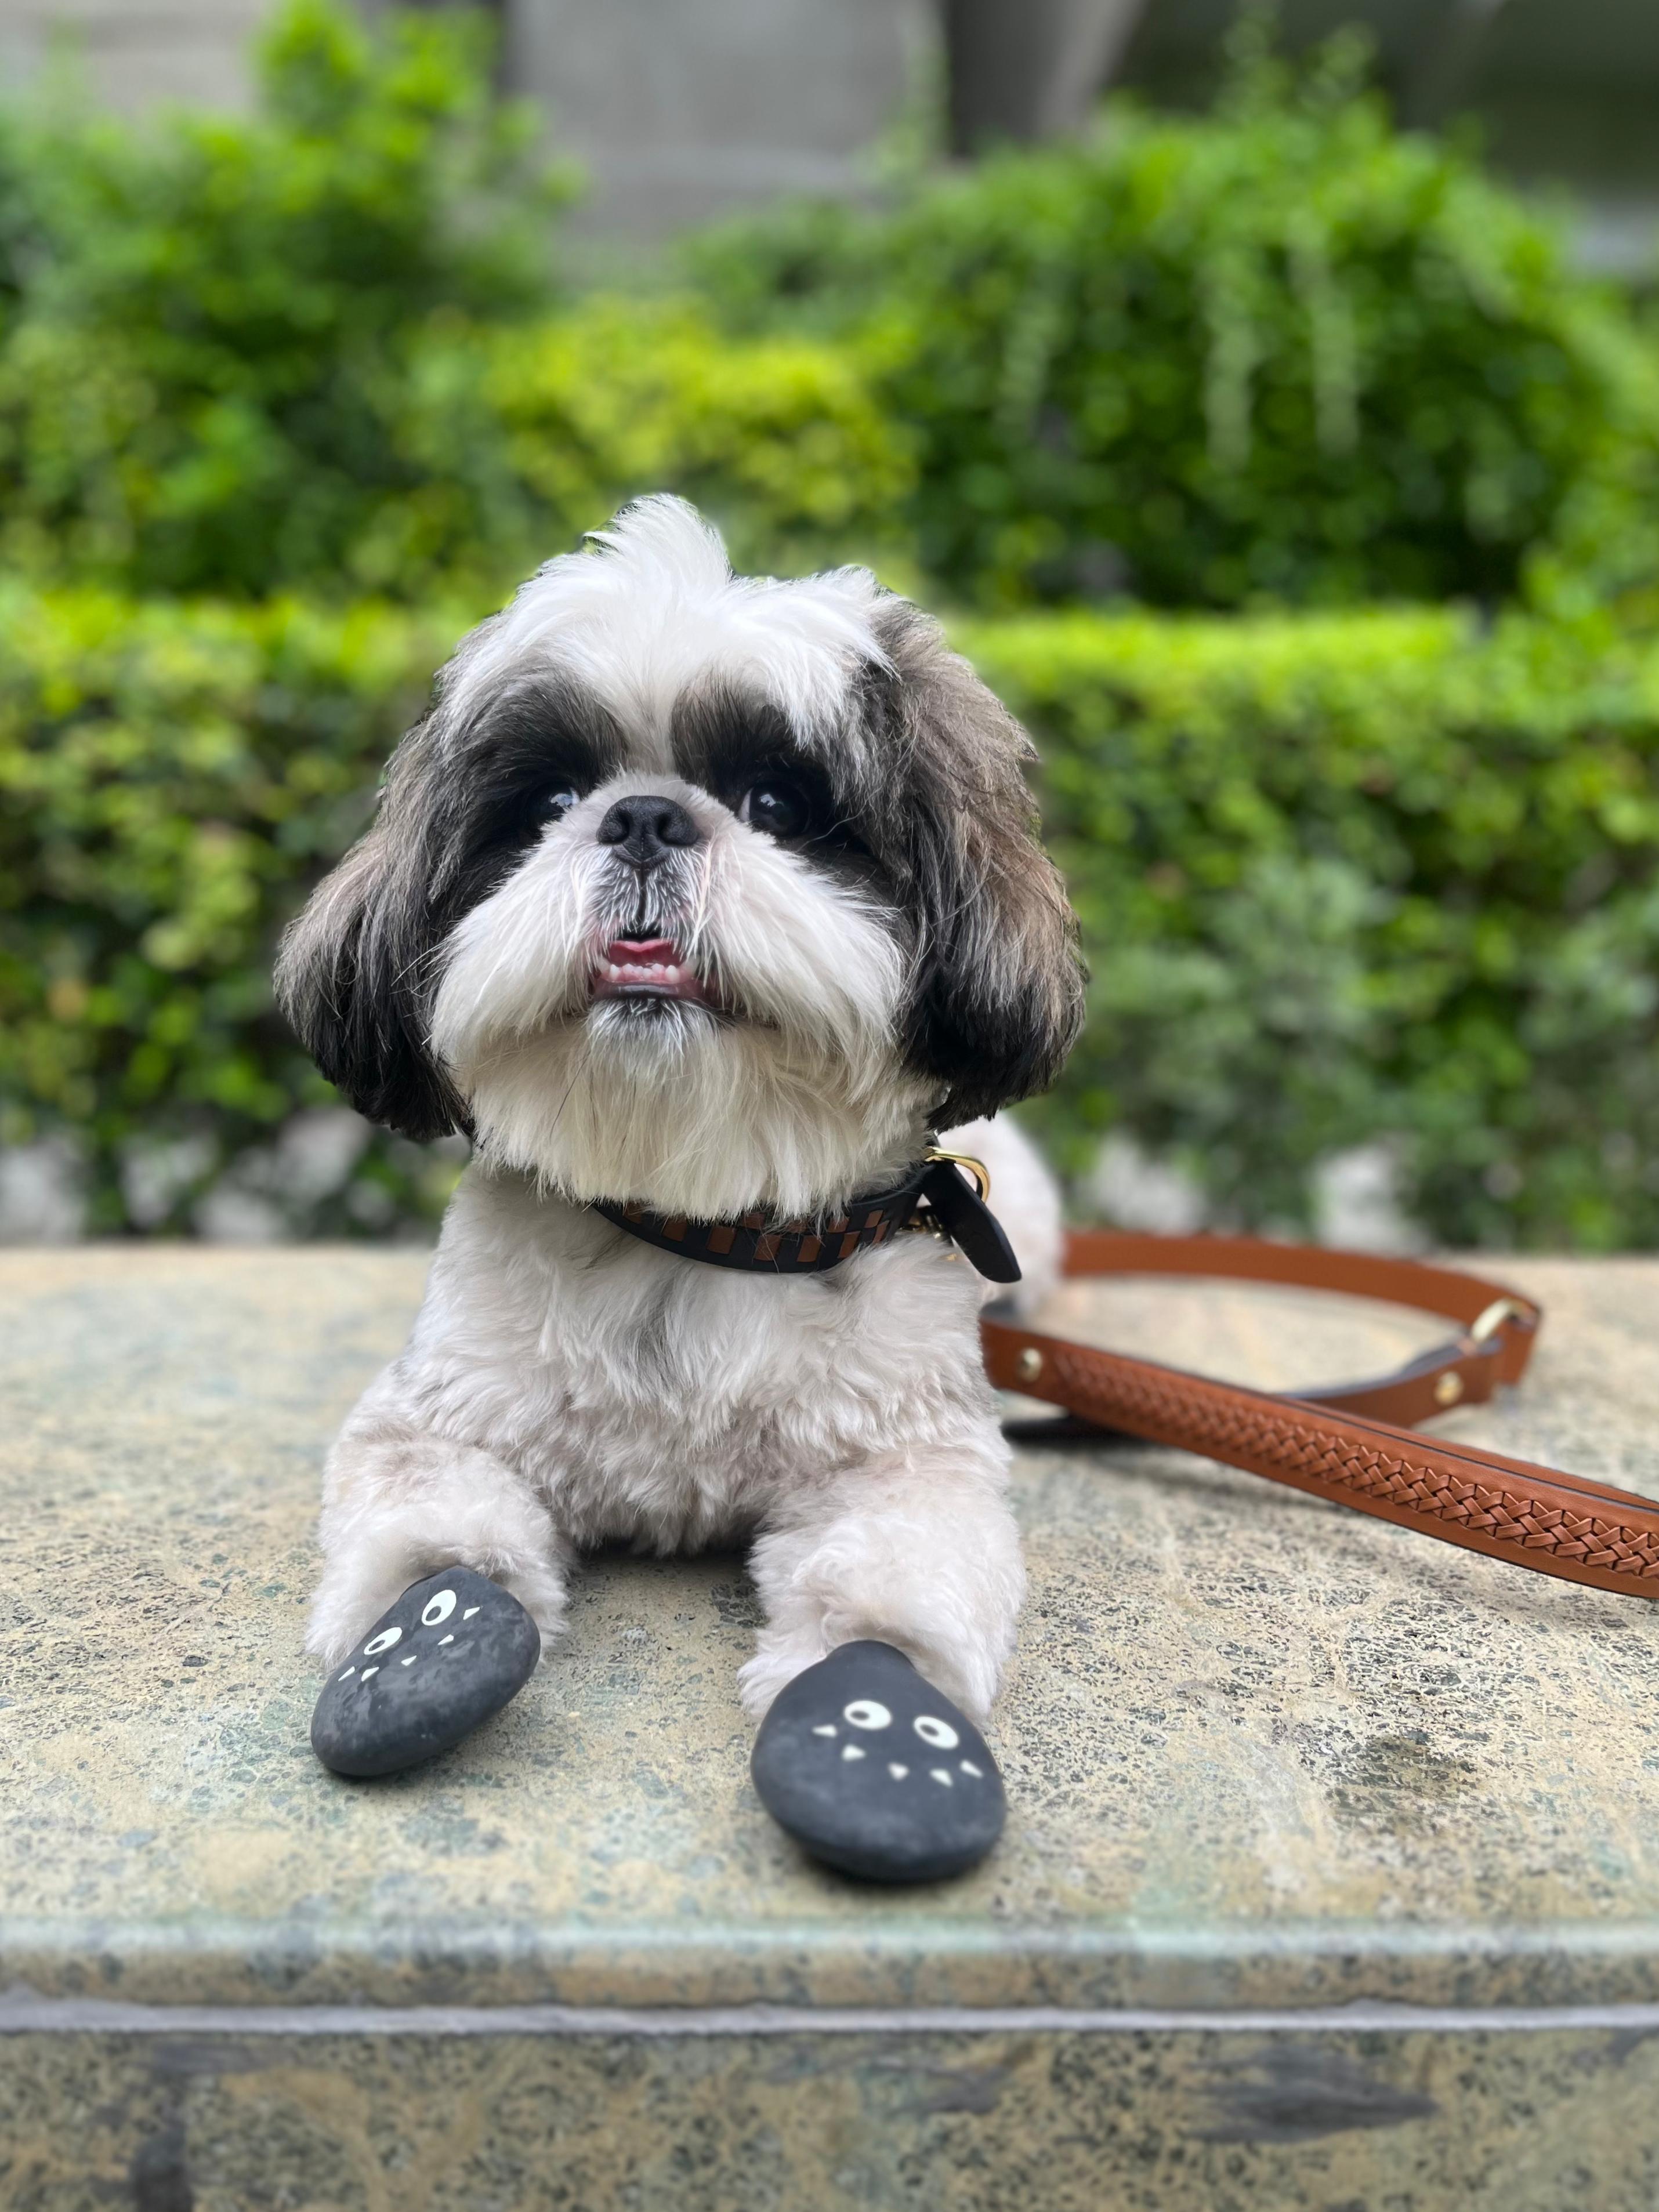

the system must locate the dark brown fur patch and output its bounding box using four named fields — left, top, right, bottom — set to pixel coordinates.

left=860, top=600, right=1086, bottom=1128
